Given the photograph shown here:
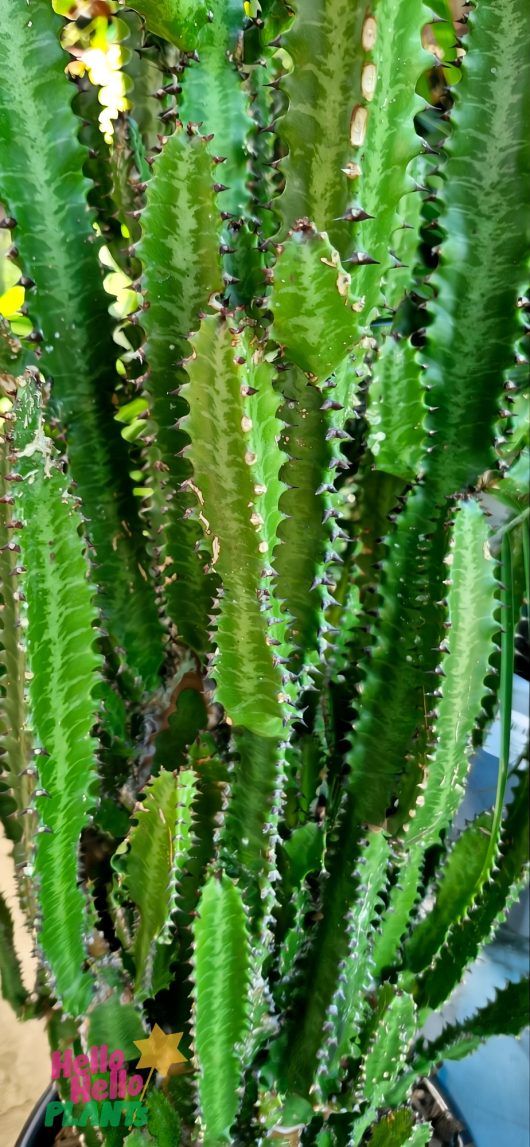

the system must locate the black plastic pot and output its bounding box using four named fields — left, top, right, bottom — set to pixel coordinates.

left=13, top=1087, right=58, bottom=1147
left=15, top=1081, right=474, bottom=1147
left=413, top=1077, right=475, bottom=1146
